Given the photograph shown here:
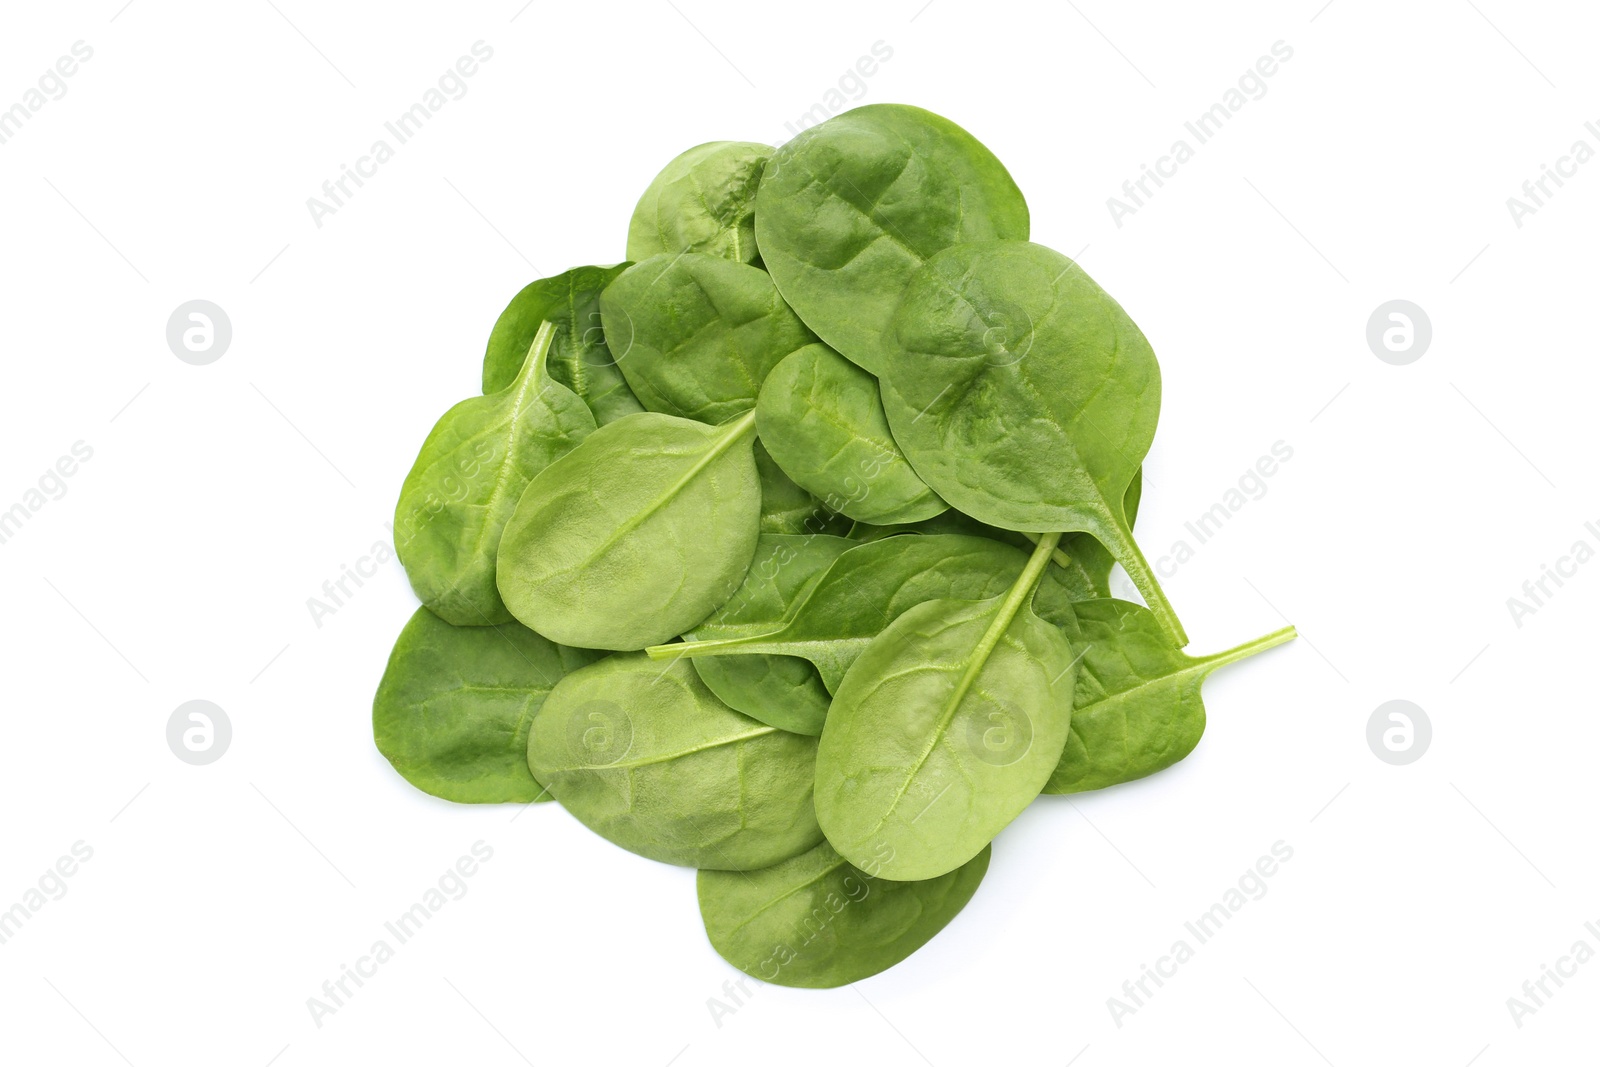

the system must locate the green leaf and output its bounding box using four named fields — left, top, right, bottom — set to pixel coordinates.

left=756, top=104, right=1029, bottom=373
left=815, top=534, right=1075, bottom=880
left=601, top=253, right=817, bottom=425
left=396, top=322, right=596, bottom=625
left=627, top=141, right=772, bottom=265
left=845, top=511, right=1100, bottom=602
left=756, top=343, right=946, bottom=524
left=698, top=839, right=990, bottom=988
left=755, top=439, right=838, bottom=535
left=1038, top=599, right=1296, bottom=794
left=497, top=409, right=763, bottom=650
left=686, top=532, right=855, bottom=735
left=1054, top=469, right=1143, bottom=598
left=481, top=264, right=644, bottom=424
left=650, top=533, right=1082, bottom=692
left=527, top=654, right=822, bottom=869
left=880, top=240, right=1188, bottom=645
left=373, top=606, right=601, bottom=803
